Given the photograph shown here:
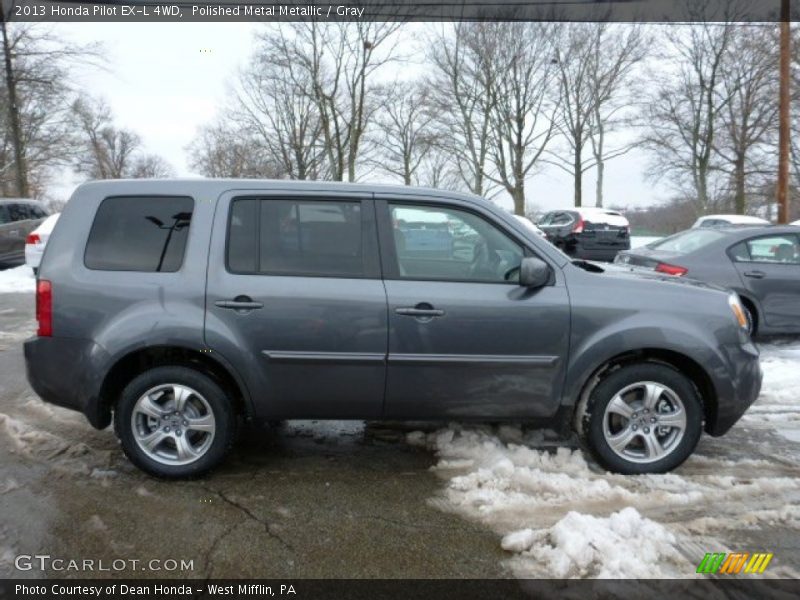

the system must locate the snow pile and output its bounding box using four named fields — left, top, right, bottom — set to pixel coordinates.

left=0, top=266, right=35, bottom=294
left=406, top=342, right=800, bottom=578
left=503, top=508, right=682, bottom=578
